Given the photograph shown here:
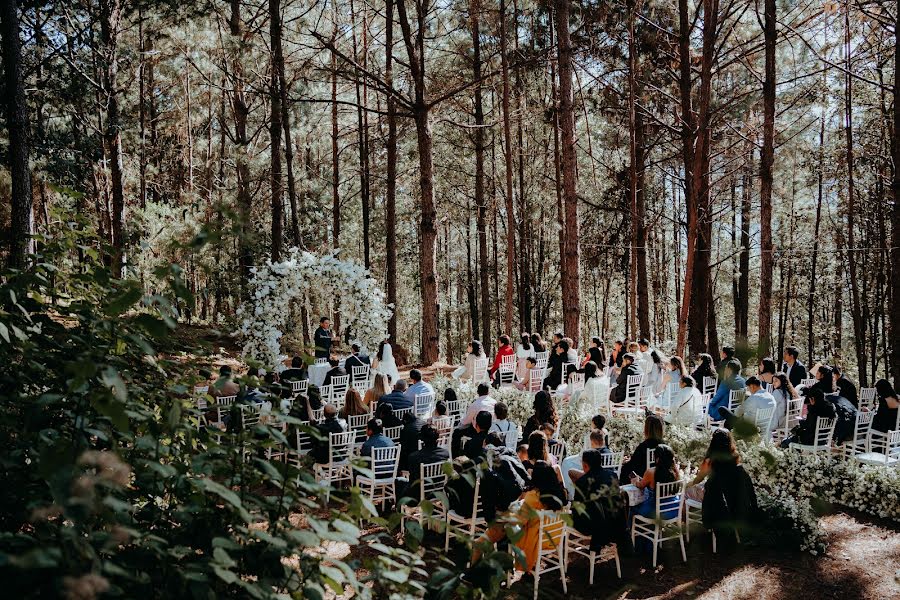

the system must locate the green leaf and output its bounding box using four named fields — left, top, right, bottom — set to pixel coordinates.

left=167, top=401, right=182, bottom=430
left=212, top=565, right=238, bottom=585
left=194, top=478, right=251, bottom=523
left=0, top=321, right=9, bottom=343
left=104, top=283, right=143, bottom=316
left=212, top=547, right=236, bottom=568
left=133, top=314, right=171, bottom=338
left=101, top=366, right=128, bottom=401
